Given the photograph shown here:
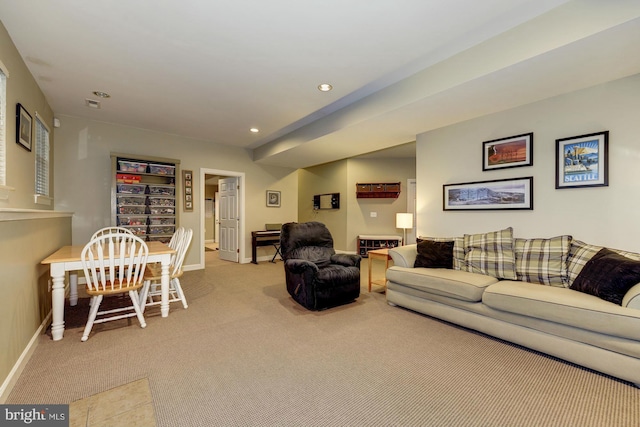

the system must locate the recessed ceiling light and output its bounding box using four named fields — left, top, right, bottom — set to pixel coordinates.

left=318, top=83, right=333, bottom=92
left=250, top=128, right=259, bottom=133
left=92, top=91, right=111, bottom=98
